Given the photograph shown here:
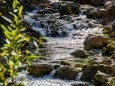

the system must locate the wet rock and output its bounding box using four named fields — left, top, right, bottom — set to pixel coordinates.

left=54, top=64, right=60, bottom=69
left=101, top=5, right=115, bottom=25
left=22, top=0, right=51, bottom=11
left=28, top=64, right=53, bottom=77
left=91, top=0, right=105, bottom=6
left=74, top=0, right=105, bottom=6
left=71, top=82, right=92, bottom=86
left=22, top=21, right=41, bottom=39
left=74, top=0, right=91, bottom=4
left=106, top=42, right=115, bottom=54
left=86, top=7, right=106, bottom=18
left=84, top=35, right=108, bottom=51
left=59, top=3, right=80, bottom=16
left=23, top=0, right=51, bottom=7
left=103, top=25, right=113, bottom=34
left=106, top=21, right=115, bottom=37
left=110, top=31, right=115, bottom=37
left=54, top=66, right=81, bottom=80
left=102, top=44, right=115, bottom=56
left=111, top=20, right=115, bottom=29
left=50, top=2, right=61, bottom=9
left=93, top=71, right=111, bottom=85
left=74, top=63, right=83, bottom=68
left=88, top=57, right=114, bottom=66
left=46, top=19, right=68, bottom=37
left=80, top=64, right=115, bottom=81
left=60, top=61, right=71, bottom=66
left=110, top=54, right=115, bottom=60
left=71, top=49, right=88, bottom=58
